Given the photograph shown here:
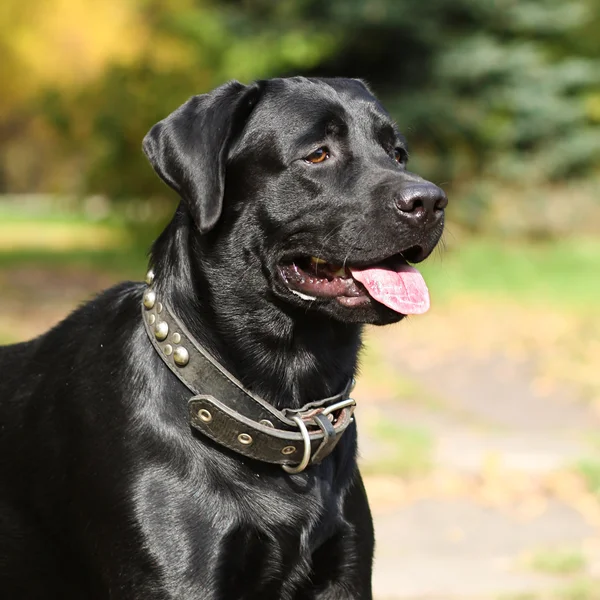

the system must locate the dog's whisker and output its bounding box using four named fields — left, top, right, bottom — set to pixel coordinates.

left=314, top=222, right=347, bottom=257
